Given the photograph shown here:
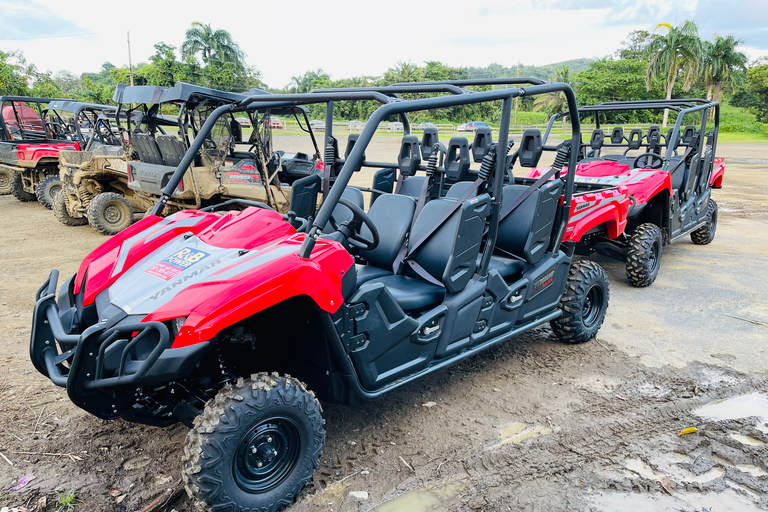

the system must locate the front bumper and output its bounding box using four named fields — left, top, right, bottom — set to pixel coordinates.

left=30, top=270, right=209, bottom=419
